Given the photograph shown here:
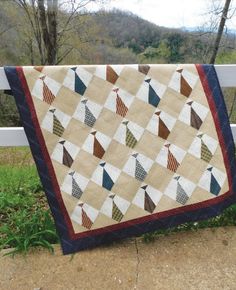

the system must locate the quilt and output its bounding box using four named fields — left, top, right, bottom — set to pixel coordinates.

left=4, top=64, right=236, bottom=255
